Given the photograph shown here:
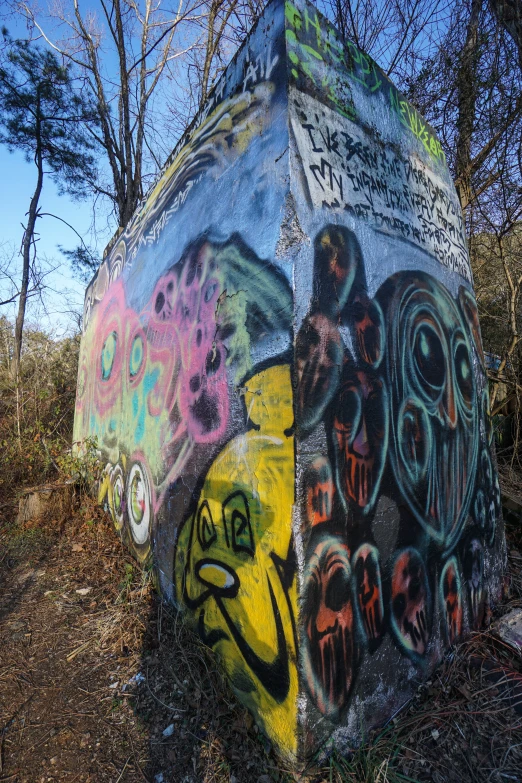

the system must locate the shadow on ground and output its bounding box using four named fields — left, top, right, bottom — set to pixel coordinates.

left=0, top=497, right=290, bottom=783
left=132, top=592, right=292, bottom=783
